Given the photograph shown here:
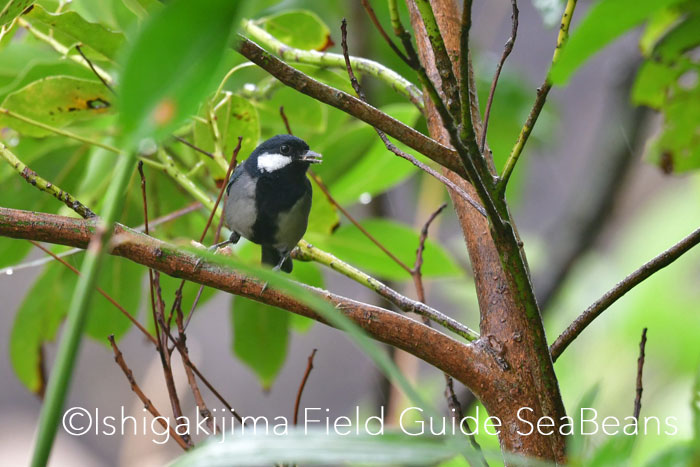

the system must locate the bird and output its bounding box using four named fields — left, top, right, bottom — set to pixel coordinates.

left=213, top=134, right=322, bottom=273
